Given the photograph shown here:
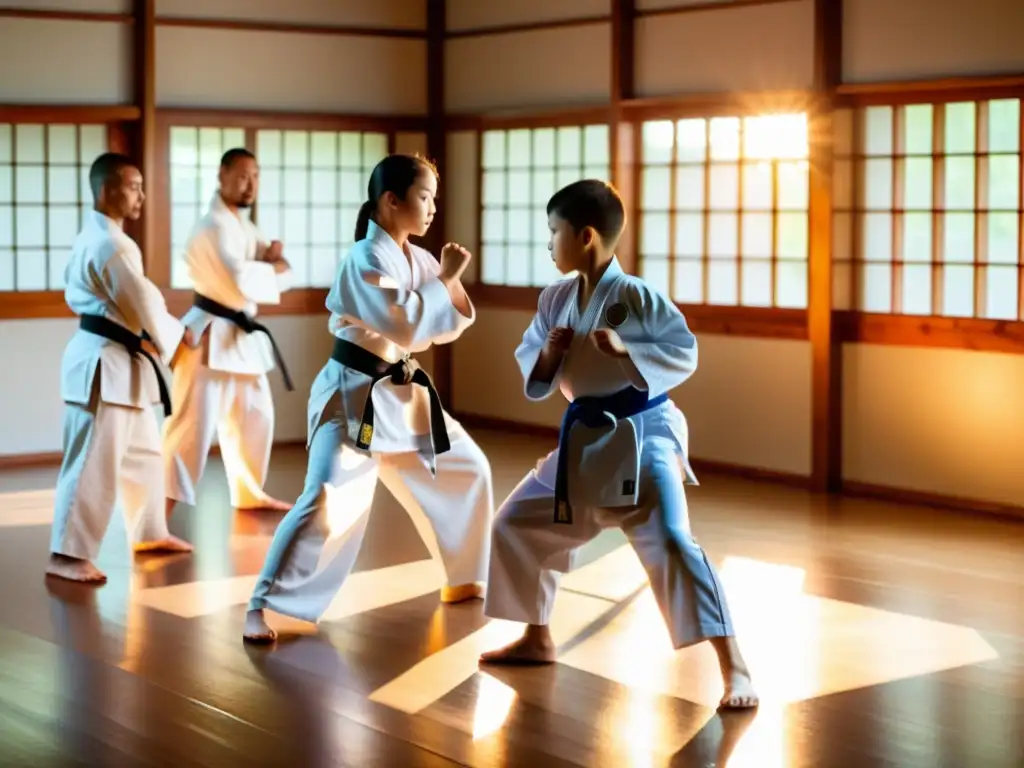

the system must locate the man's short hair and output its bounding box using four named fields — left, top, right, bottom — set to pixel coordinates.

left=88, top=152, right=135, bottom=201
left=221, top=147, right=256, bottom=169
